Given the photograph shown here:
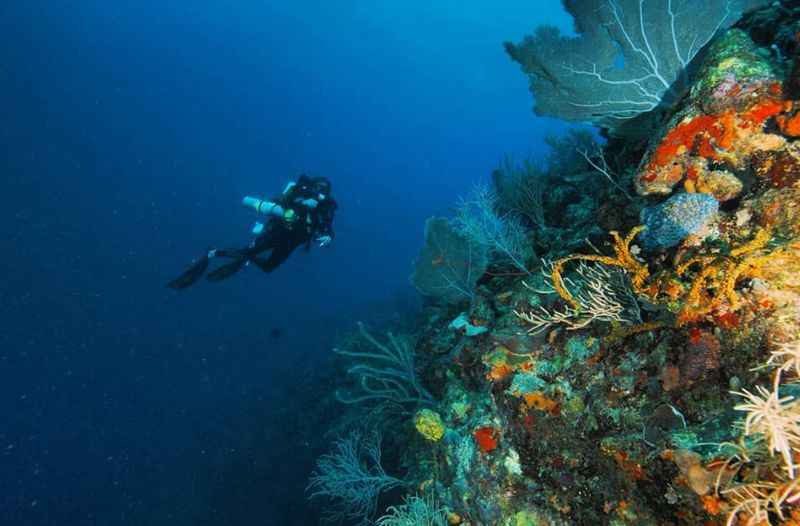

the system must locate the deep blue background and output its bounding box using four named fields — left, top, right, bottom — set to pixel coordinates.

left=1, top=2, right=570, bottom=524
